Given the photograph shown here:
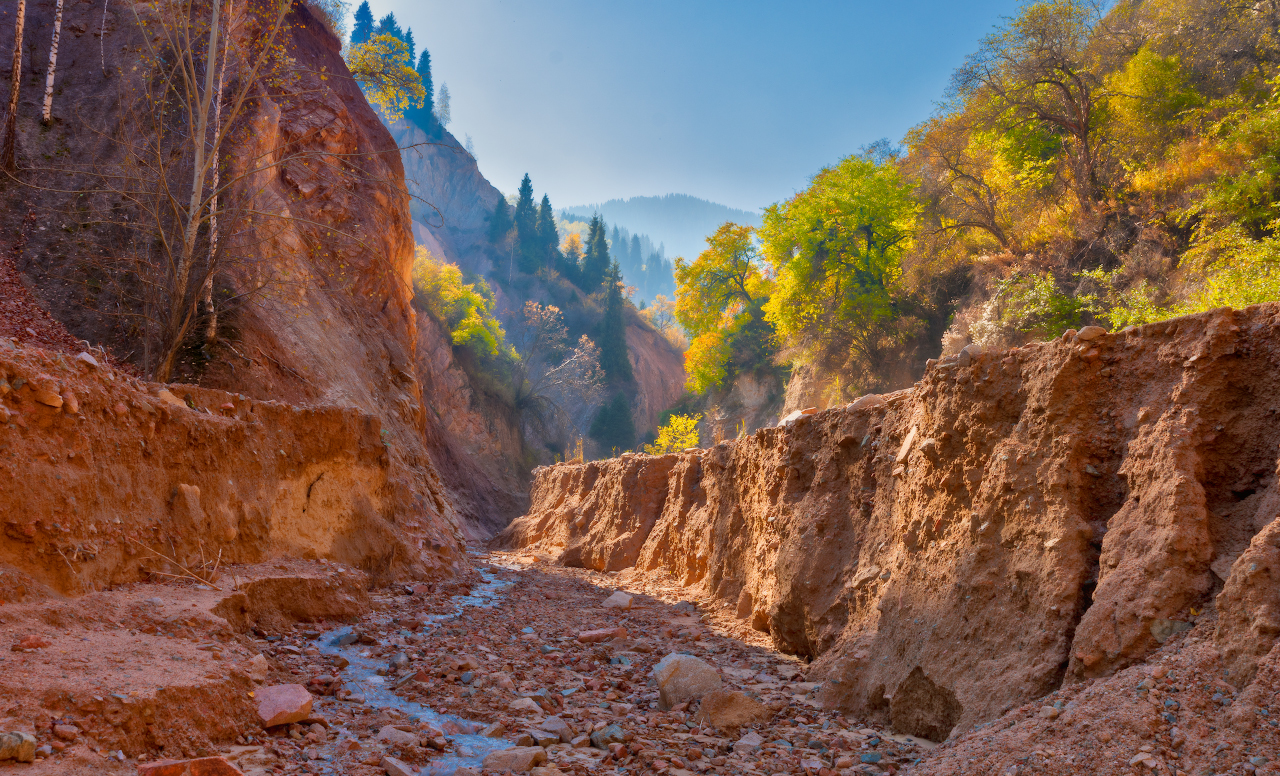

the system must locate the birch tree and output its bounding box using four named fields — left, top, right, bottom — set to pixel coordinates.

left=1, top=0, right=25, bottom=171
left=41, top=0, right=64, bottom=123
